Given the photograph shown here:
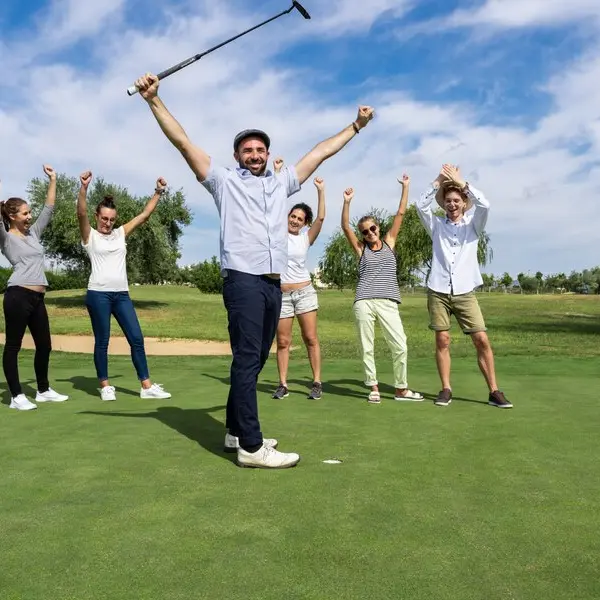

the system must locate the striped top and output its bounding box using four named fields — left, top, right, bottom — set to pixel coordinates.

left=354, top=241, right=402, bottom=304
